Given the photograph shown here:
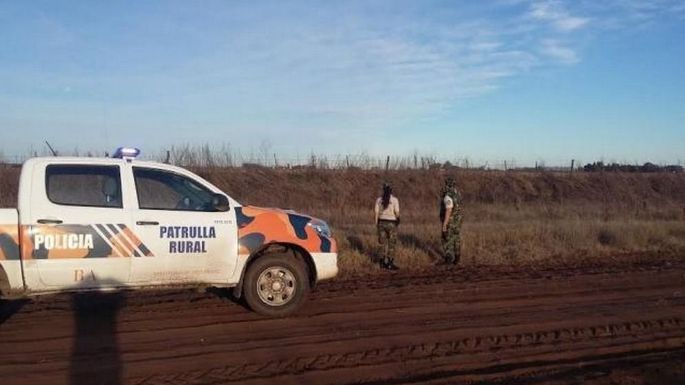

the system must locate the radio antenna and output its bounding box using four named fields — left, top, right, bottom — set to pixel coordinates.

left=45, top=141, right=58, bottom=156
